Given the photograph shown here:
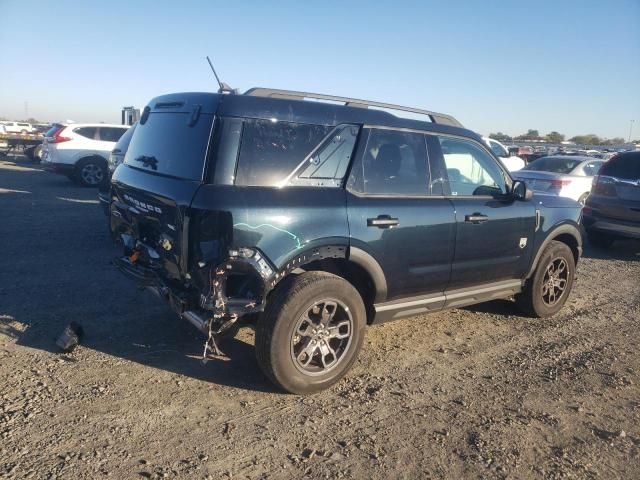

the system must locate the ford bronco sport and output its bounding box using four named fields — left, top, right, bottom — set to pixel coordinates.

left=110, top=88, right=583, bottom=394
